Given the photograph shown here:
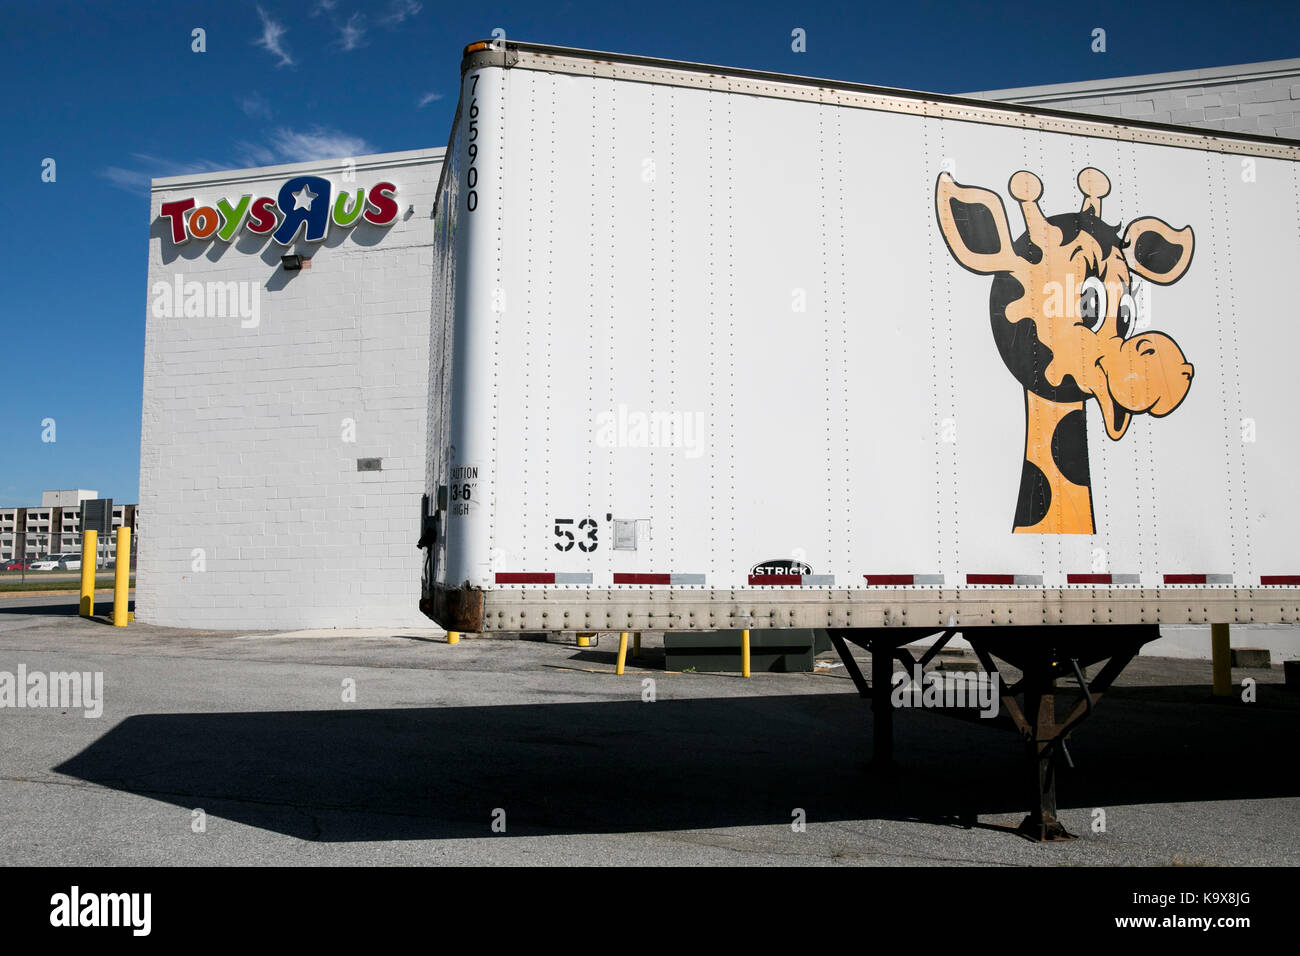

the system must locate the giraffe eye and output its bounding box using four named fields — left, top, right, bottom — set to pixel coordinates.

left=1078, top=276, right=1107, bottom=333
left=1117, top=293, right=1137, bottom=339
